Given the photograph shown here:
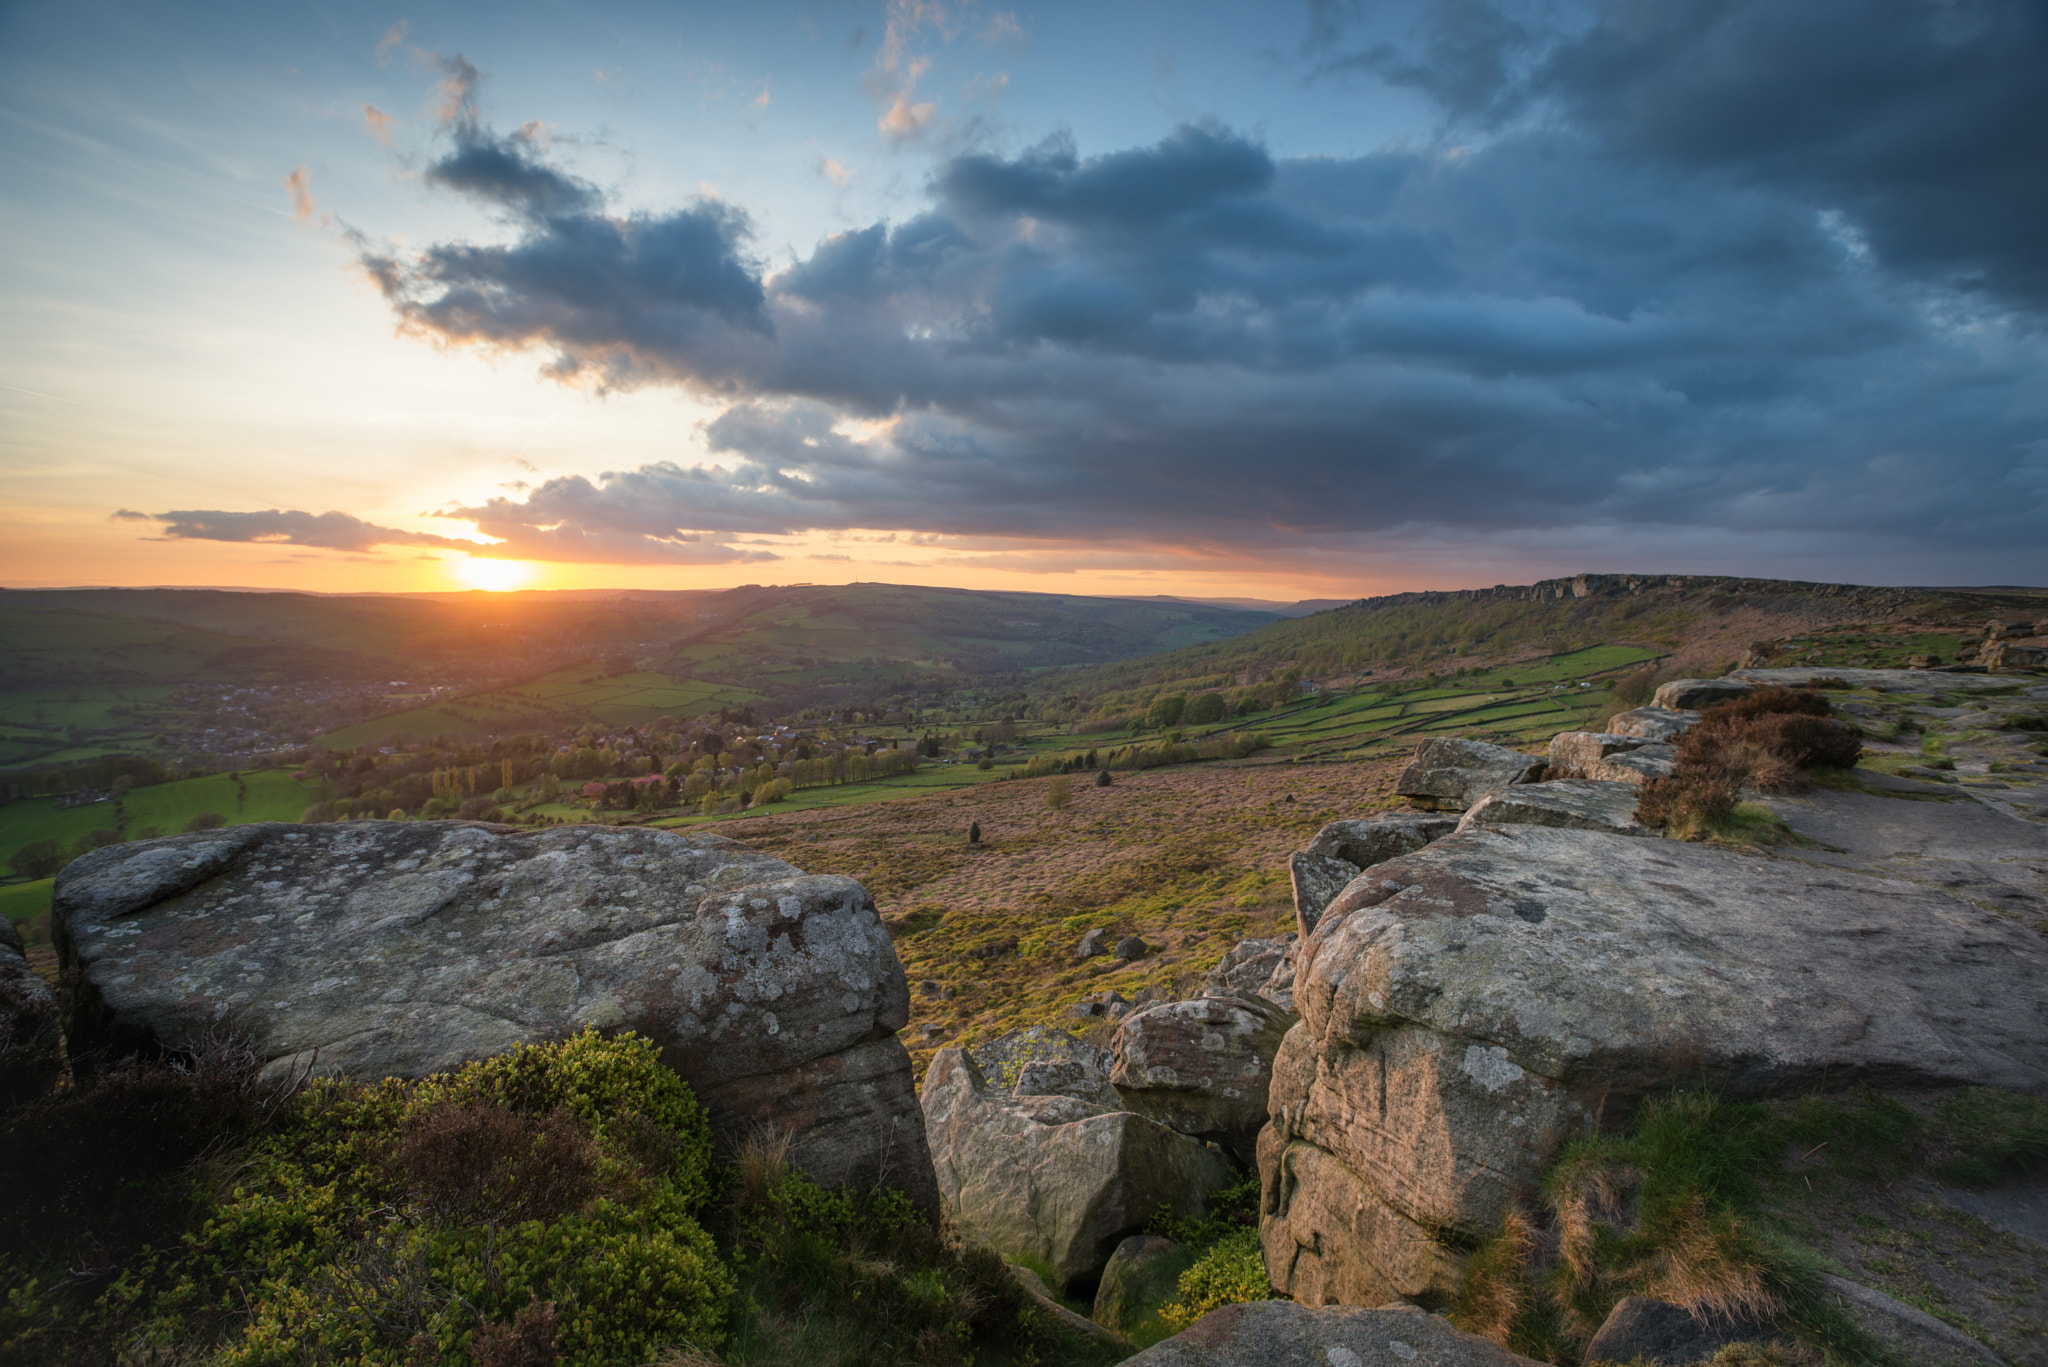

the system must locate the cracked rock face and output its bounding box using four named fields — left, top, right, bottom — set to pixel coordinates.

left=53, top=821, right=935, bottom=1211
left=1108, top=994, right=1293, bottom=1163
left=1394, top=738, right=1546, bottom=812
left=921, top=1046, right=1235, bottom=1287
left=1261, top=824, right=2048, bottom=1309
